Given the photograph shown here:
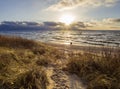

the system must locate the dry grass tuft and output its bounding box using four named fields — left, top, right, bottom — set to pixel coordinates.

left=0, top=35, right=38, bottom=49
left=67, top=48, right=120, bottom=89
left=0, top=68, right=48, bottom=89
left=0, top=35, right=50, bottom=89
